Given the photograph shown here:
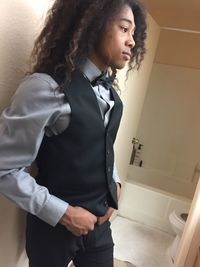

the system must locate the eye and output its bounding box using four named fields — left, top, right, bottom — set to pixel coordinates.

left=120, top=26, right=128, bottom=33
